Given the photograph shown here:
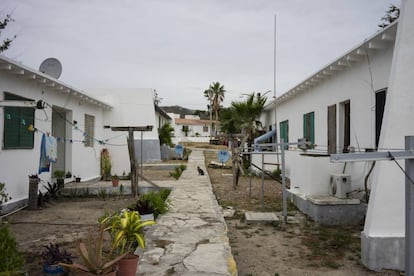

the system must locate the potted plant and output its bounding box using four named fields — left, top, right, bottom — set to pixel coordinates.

left=60, top=225, right=127, bottom=275
left=41, top=243, right=73, bottom=276
left=130, top=196, right=156, bottom=221
left=53, top=170, right=65, bottom=189
left=0, top=182, right=12, bottom=214
left=65, top=171, right=72, bottom=179
left=111, top=175, right=119, bottom=187
left=134, top=190, right=171, bottom=219
left=74, top=175, right=81, bottom=182
left=101, top=210, right=155, bottom=276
